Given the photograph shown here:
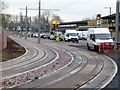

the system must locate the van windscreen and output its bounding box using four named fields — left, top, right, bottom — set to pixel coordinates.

left=94, top=34, right=112, bottom=39
left=69, top=33, right=78, bottom=36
